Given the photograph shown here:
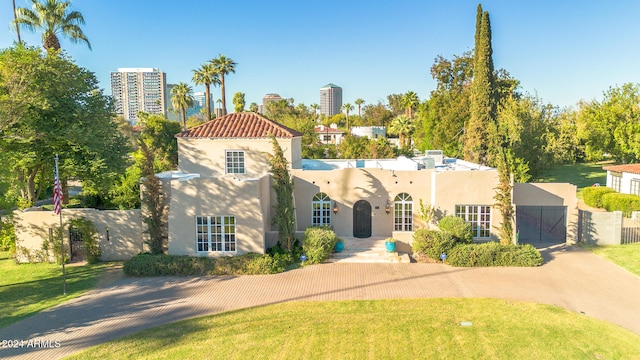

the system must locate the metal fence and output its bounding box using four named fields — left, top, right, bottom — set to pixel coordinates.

left=620, top=224, right=640, bottom=244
